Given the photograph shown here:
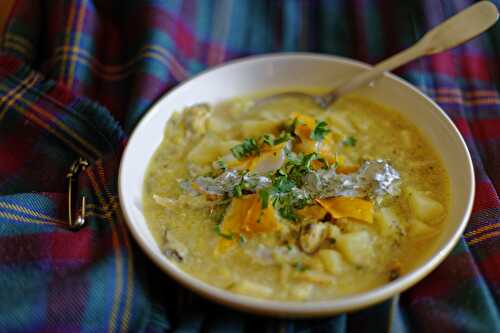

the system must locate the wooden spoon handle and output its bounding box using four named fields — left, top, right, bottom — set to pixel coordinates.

left=330, top=1, right=499, bottom=99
